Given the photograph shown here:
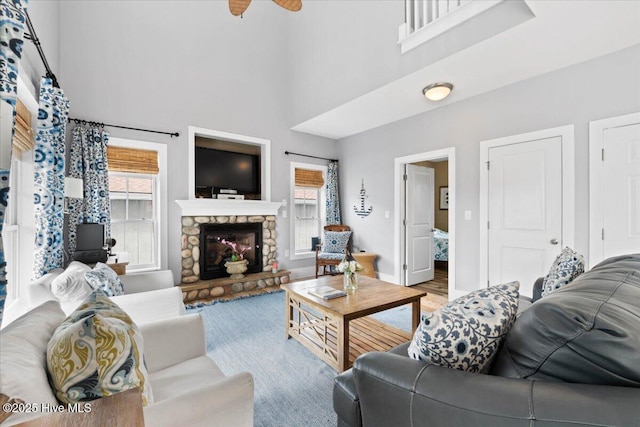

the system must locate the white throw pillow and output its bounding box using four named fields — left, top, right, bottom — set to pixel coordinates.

left=51, top=261, right=93, bottom=302
left=0, top=301, right=66, bottom=426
